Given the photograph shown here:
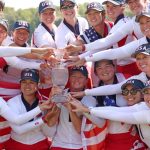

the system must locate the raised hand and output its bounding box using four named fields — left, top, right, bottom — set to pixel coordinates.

left=43, top=103, right=60, bottom=127
left=65, top=57, right=86, bottom=67
left=39, top=100, right=53, bottom=111
left=49, top=86, right=63, bottom=98
left=31, top=47, right=55, bottom=56
left=70, top=91, right=85, bottom=98
left=39, top=62, right=52, bottom=86
left=64, top=44, right=82, bottom=54
left=69, top=100, right=89, bottom=113
left=45, top=55, right=60, bottom=68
